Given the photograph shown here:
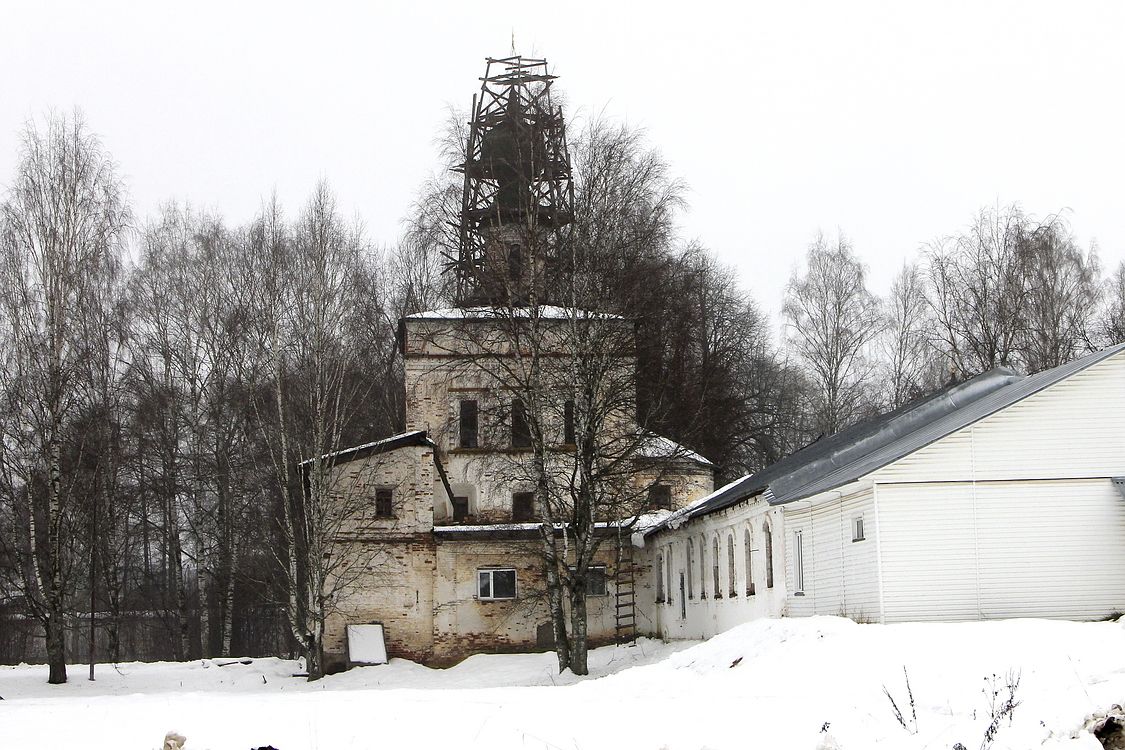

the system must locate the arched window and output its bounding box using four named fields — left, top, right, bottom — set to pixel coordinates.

left=744, top=528, right=755, bottom=596
left=656, top=552, right=665, bottom=602
left=686, top=539, right=695, bottom=599
left=712, top=536, right=721, bottom=598
left=699, top=534, right=708, bottom=598
left=727, top=534, right=737, bottom=597
left=764, top=521, right=774, bottom=589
